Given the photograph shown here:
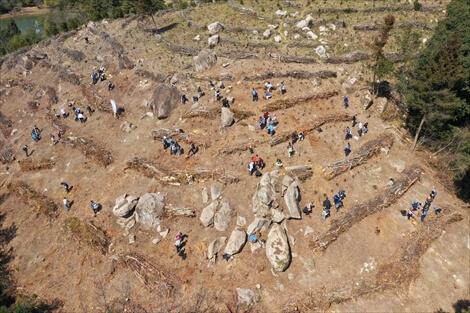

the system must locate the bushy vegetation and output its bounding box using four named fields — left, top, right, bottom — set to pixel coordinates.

left=399, top=0, right=470, bottom=201
left=0, top=0, right=42, bottom=14
left=0, top=19, right=42, bottom=56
